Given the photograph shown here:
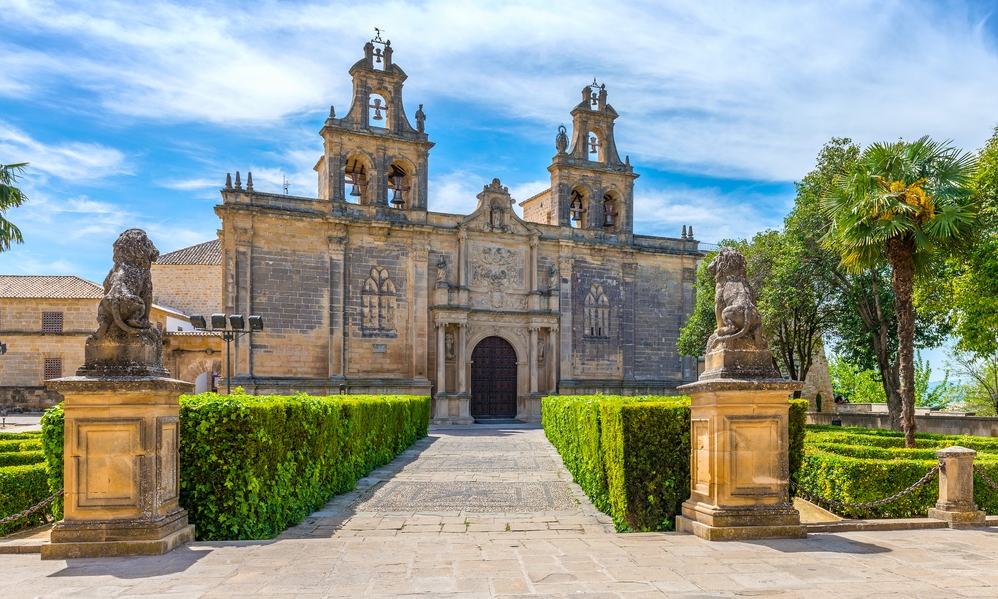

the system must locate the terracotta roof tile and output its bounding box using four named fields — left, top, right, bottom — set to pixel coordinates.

left=157, top=239, right=221, bottom=266
left=0, top=275, right=104, bottom=299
